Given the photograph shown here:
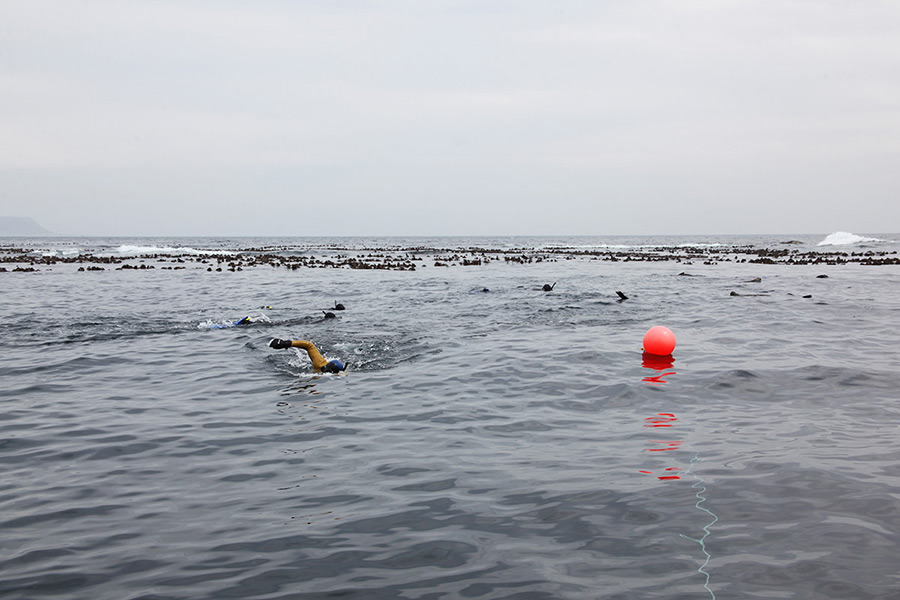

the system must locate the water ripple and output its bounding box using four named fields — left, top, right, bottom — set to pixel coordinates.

left=1, top=245, right=899, bottom=599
